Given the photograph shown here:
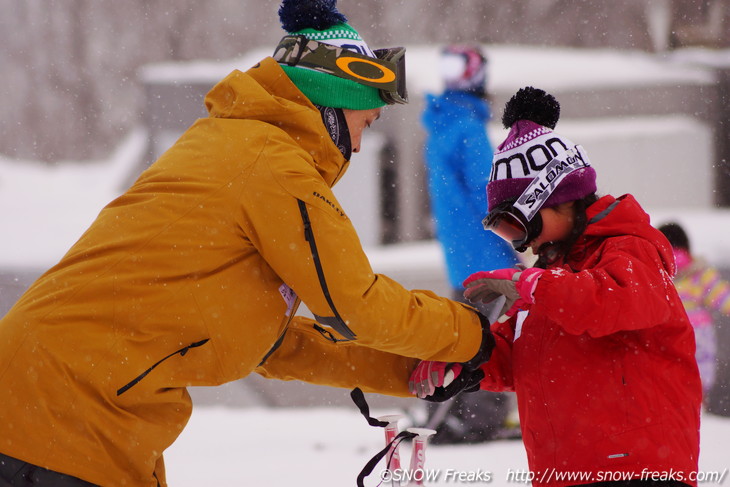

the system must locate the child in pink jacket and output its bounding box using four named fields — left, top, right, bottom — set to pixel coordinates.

left=659, top=221, right=730, bottom=397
